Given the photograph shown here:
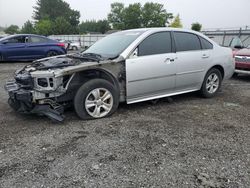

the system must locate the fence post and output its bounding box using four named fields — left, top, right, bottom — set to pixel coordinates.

left=222, top=31, right=226, bottom=46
